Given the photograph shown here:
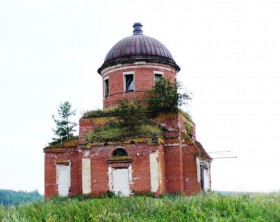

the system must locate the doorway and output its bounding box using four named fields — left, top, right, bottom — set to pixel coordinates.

left=56, top=164, right=71, bottom=197
left=112, top=168, right=130, bottom=196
